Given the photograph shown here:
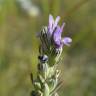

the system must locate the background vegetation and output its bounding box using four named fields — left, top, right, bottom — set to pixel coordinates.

left=0, top=0, right=96, bottom=96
